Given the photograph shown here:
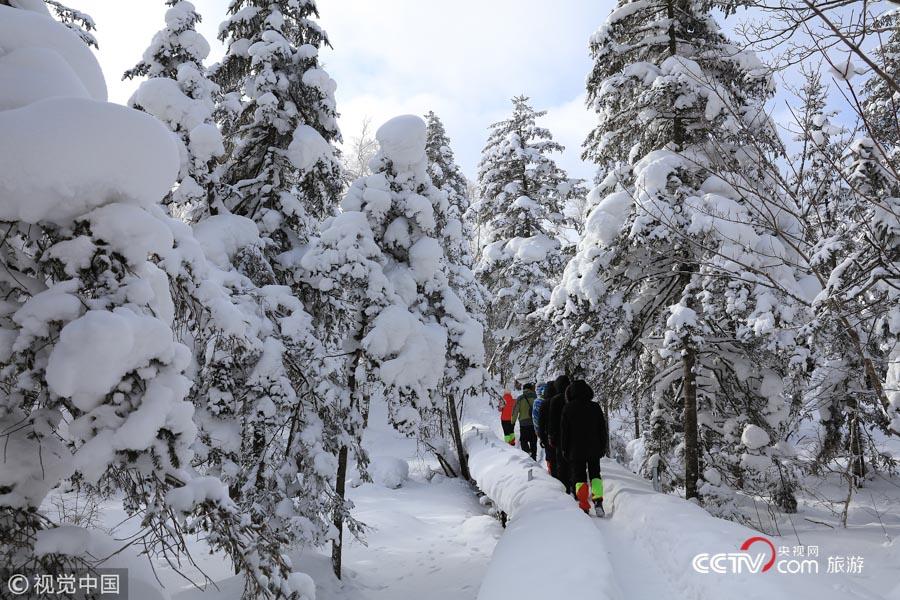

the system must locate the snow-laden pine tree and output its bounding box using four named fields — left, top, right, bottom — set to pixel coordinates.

left=545, top=0, right=807, bottom=507
left=122, top=5, right=342, bottom=587
left=325, top=114, right=484, bottom=445
left=854, top=13, right=900, bottom=440
left=473, top=96, right=581, bottom=383
left=125, top=0, right=223, bottom=221
left=424, top=111, right=489, bottom=479
left=785, top=72, right=863, bottom=474
left=0, top=6, right=312, bottom=598
left=208, top=2, right=361, bottom=581
left=303, top=115, right=486, bottom=574
left=425, top=111, right=486, bottom=320
left=215, top=0, right=343, bottom=249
